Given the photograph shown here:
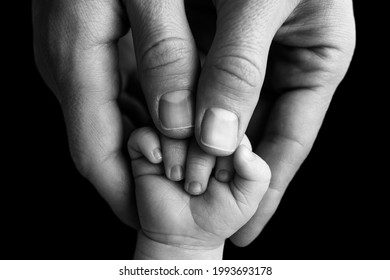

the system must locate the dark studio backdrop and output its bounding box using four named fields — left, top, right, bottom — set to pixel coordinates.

left=1, top=2, right=388, bottom=260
